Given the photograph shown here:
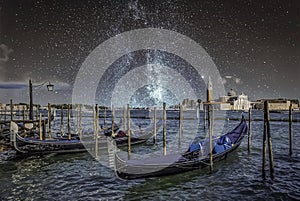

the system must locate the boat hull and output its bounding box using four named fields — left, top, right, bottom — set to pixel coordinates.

left=115, top=141, right=241, bottom=180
